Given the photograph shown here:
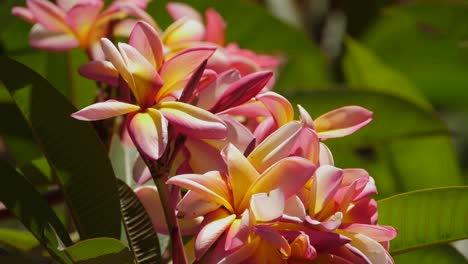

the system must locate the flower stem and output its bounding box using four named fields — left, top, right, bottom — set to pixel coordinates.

left=143, top=156, right=187, bottom=264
